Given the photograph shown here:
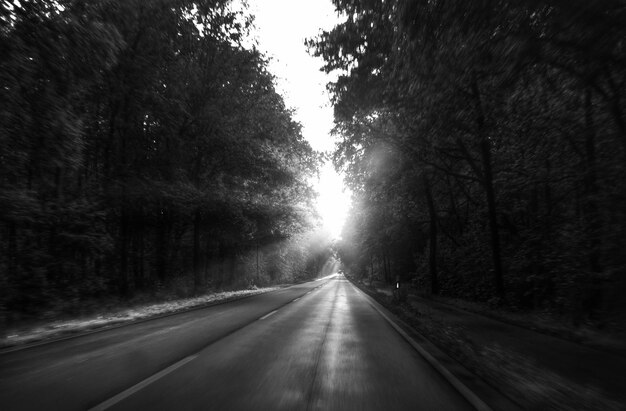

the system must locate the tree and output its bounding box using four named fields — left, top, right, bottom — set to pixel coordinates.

left=310, top=0, right=626, bottom=320
left=0, top=0, right=321, bottom=320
